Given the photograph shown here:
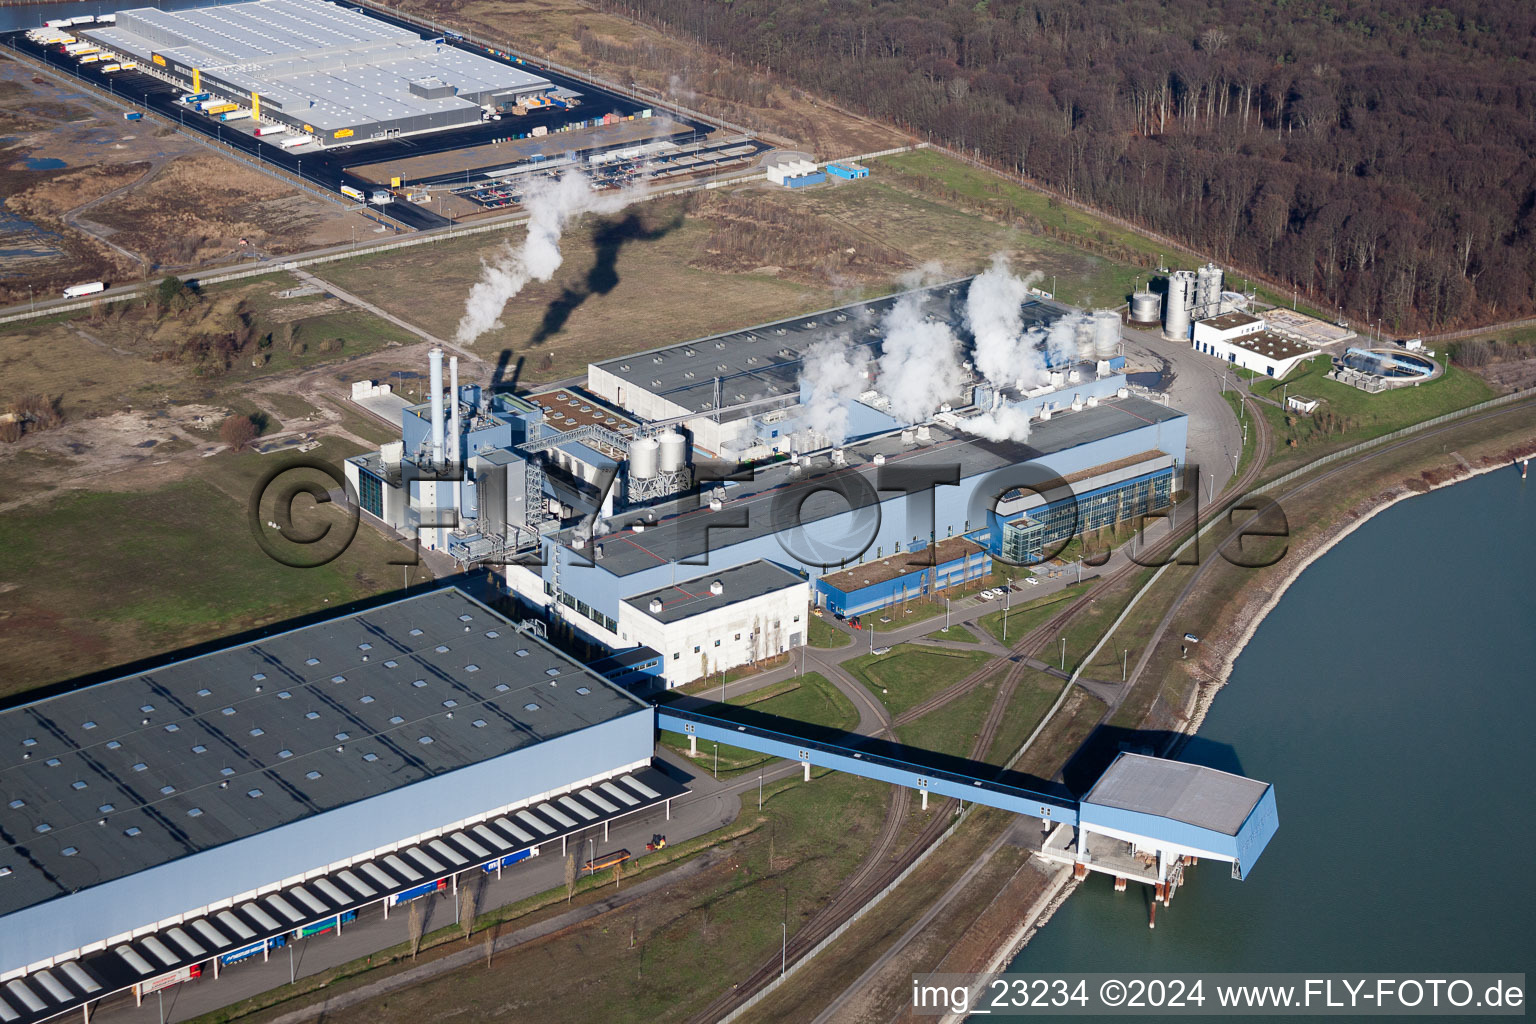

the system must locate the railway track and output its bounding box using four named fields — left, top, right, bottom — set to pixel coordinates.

left=693, top=390, right=1274, bottom=1022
